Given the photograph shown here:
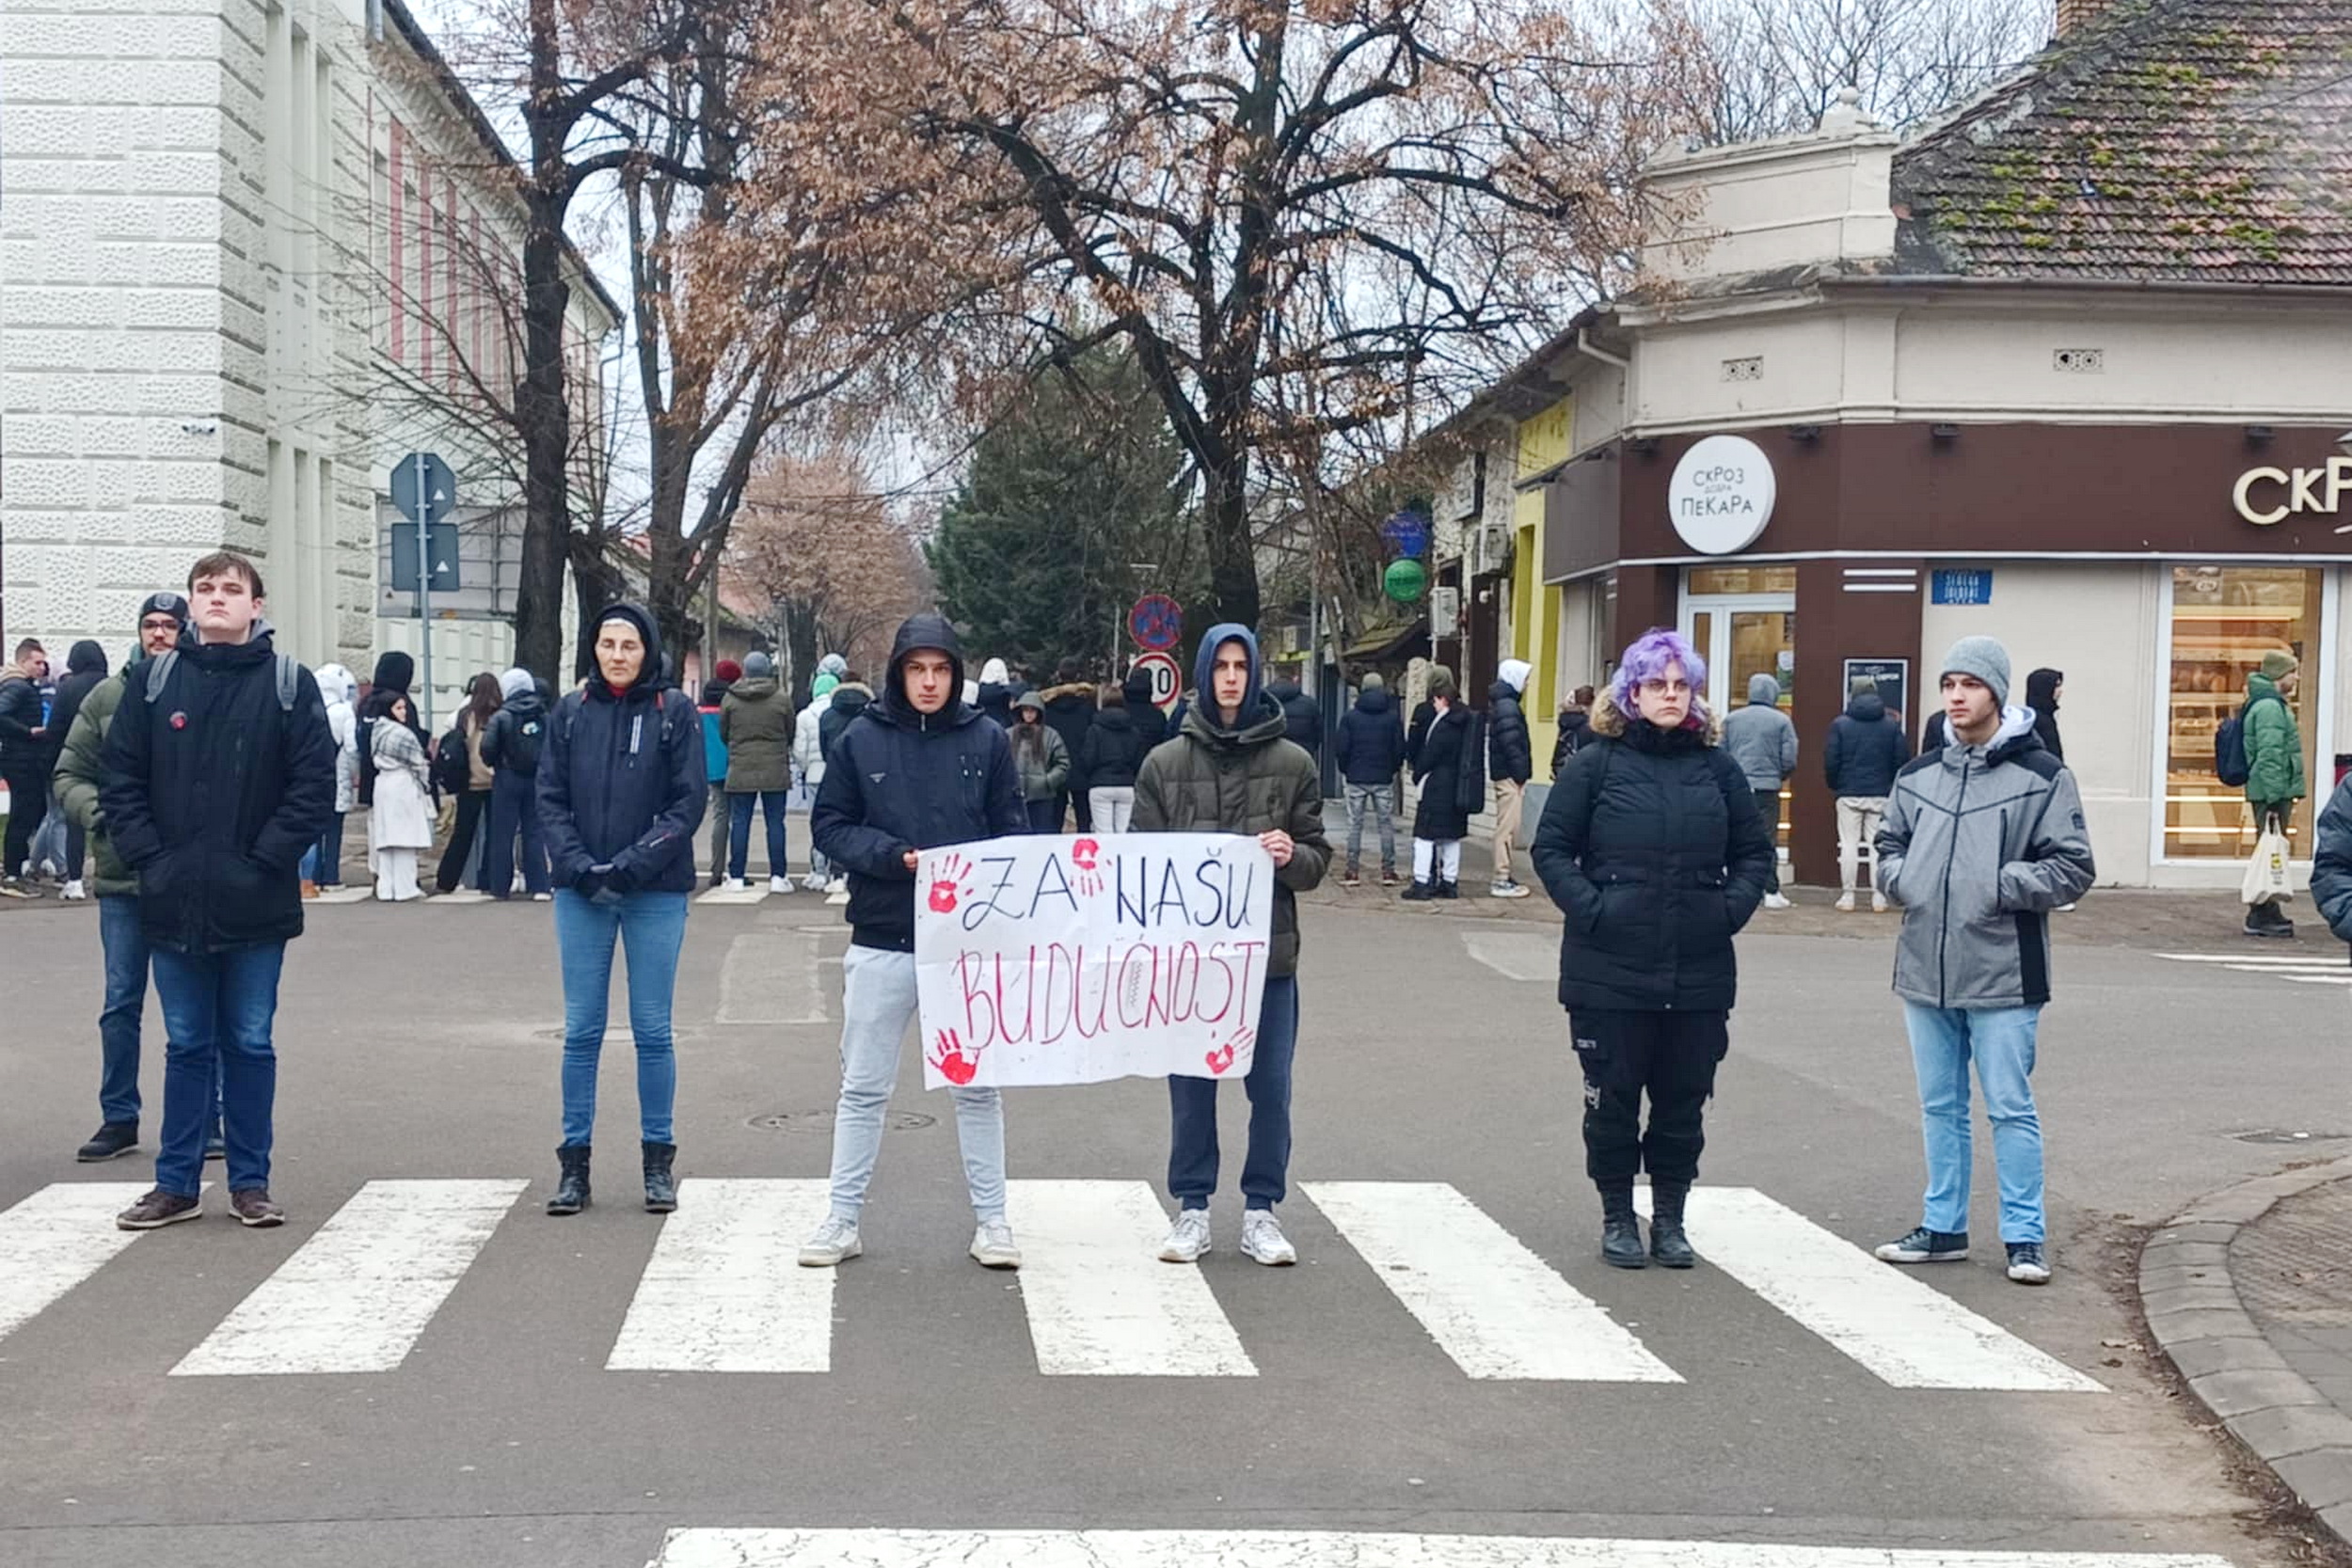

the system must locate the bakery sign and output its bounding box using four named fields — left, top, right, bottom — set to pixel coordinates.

left=2233, top=457, right=2352, bottom=531
left=1668, top=435, right=1777, bottom=554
